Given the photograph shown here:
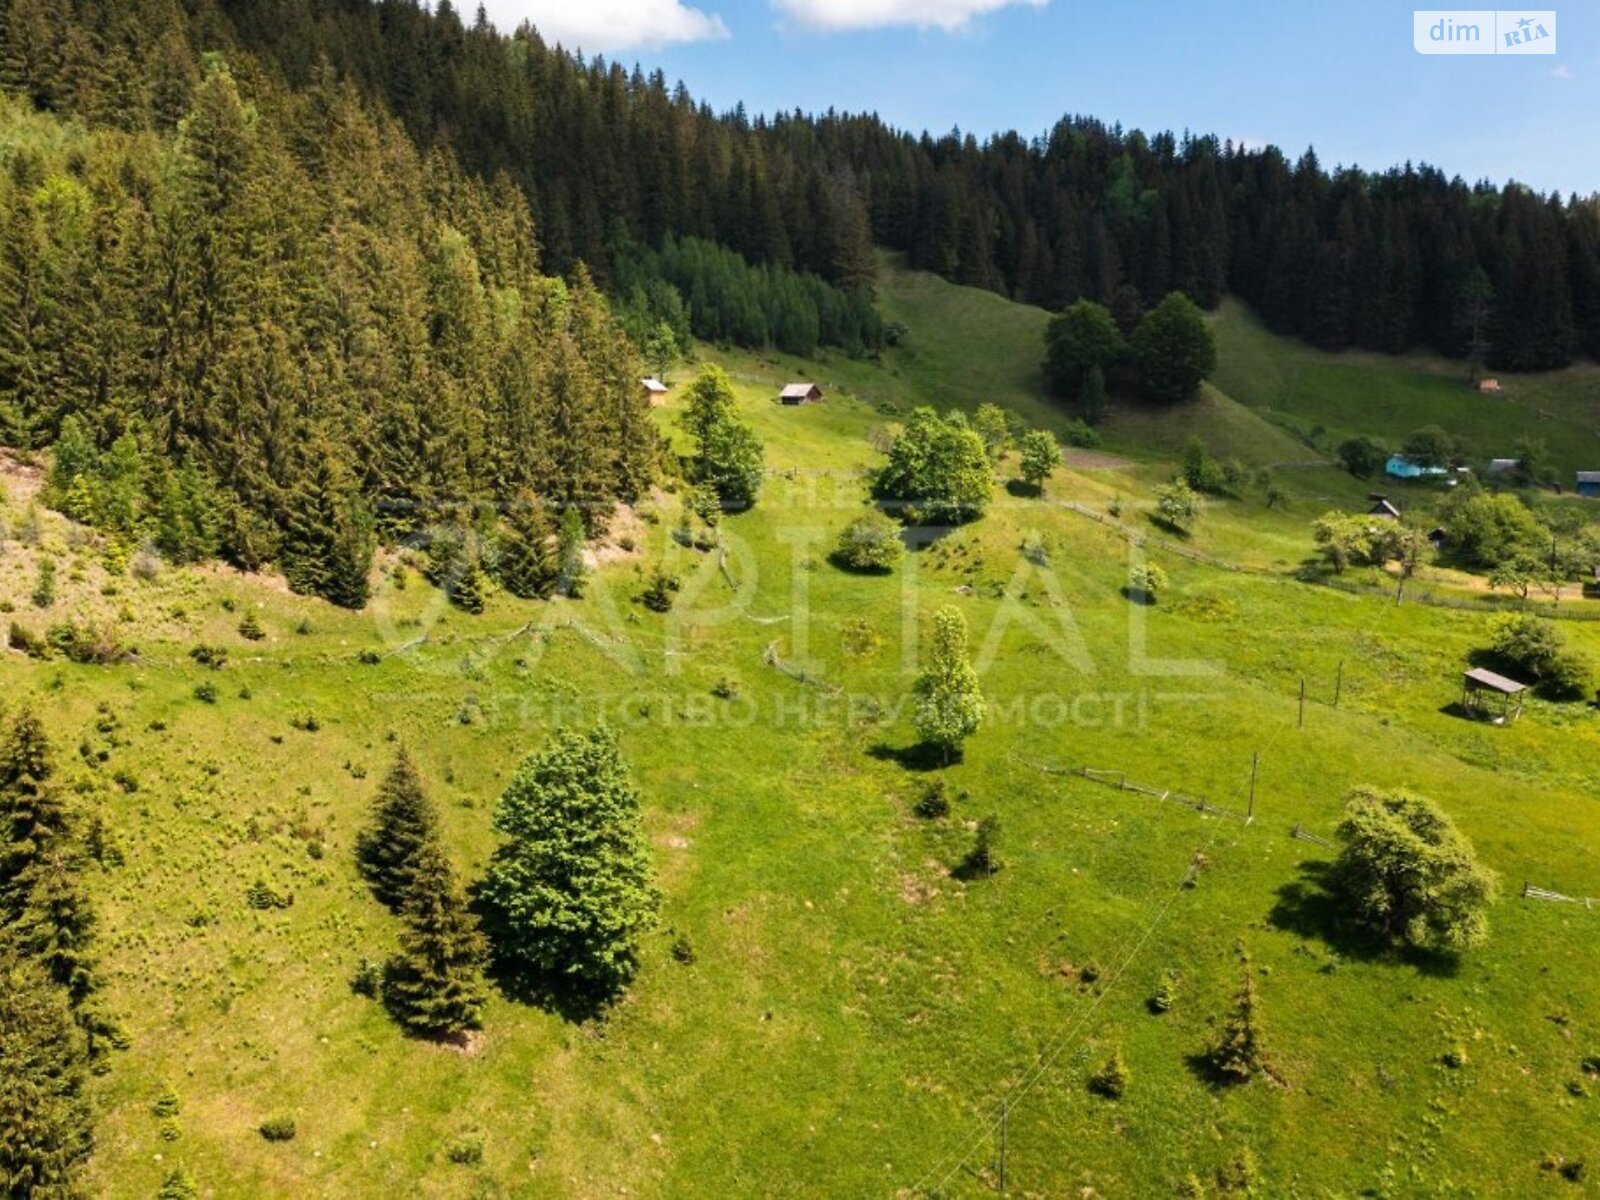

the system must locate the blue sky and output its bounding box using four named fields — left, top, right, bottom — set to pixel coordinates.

left=487, top=0, right=1599, bottom=195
